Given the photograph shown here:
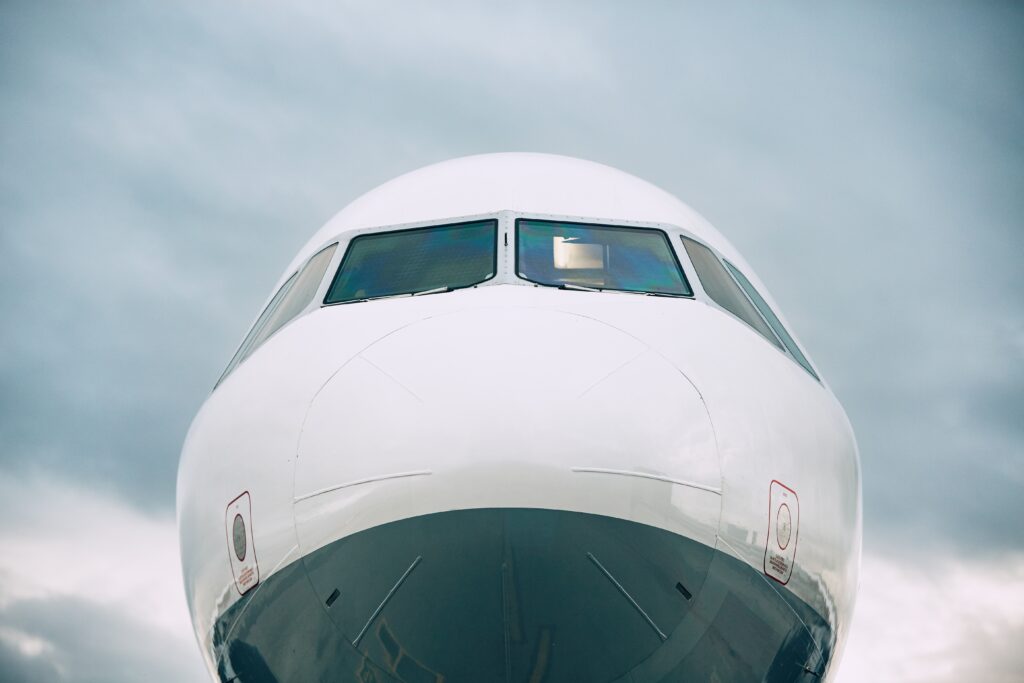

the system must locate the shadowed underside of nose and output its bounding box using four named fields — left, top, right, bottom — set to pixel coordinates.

left=216, top=508, right=830, bottom=683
